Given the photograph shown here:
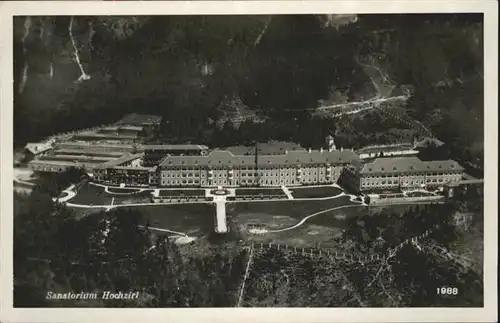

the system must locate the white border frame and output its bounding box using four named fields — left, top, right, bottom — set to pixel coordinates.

left=1, top=1, right=497, bottom=322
